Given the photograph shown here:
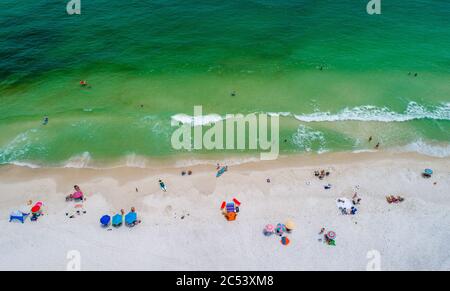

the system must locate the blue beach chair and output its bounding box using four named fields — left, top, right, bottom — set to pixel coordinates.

left=9, top=211, right=29, bottom=224
left=100, top=215, right=111, bottom=227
